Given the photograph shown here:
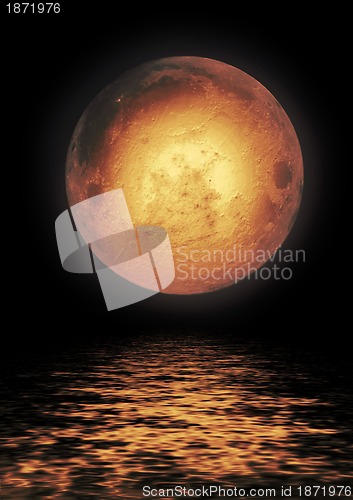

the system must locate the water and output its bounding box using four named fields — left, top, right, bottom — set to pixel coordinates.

left=1, top=332, right=352, bottom=499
